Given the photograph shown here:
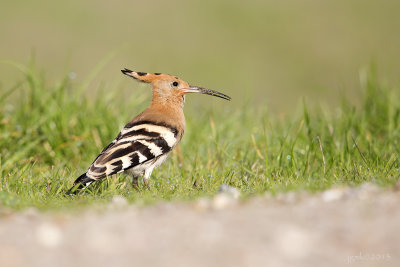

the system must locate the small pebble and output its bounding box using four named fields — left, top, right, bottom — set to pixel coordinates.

left=393, top=180, right=400, bottom=191
left=276, top=225, right=313, bottom=259
left=322, top=188, right=345, bottom=202
left=212, top=194, right=236, bottom=210
left=23, top=207, right=40, bottom=218
left=36, top=222, right=62, bottom=248
left=194, top=197, right=211, bottom=211
left=110, top=195, right=128, bottom=209
left=276, top=192, right=298, bottom=203
left=218, top=184, right=241, bottom=199
left=356, top=183, right=381, bottom=200
left=211, top=184, right=241, bottom=210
